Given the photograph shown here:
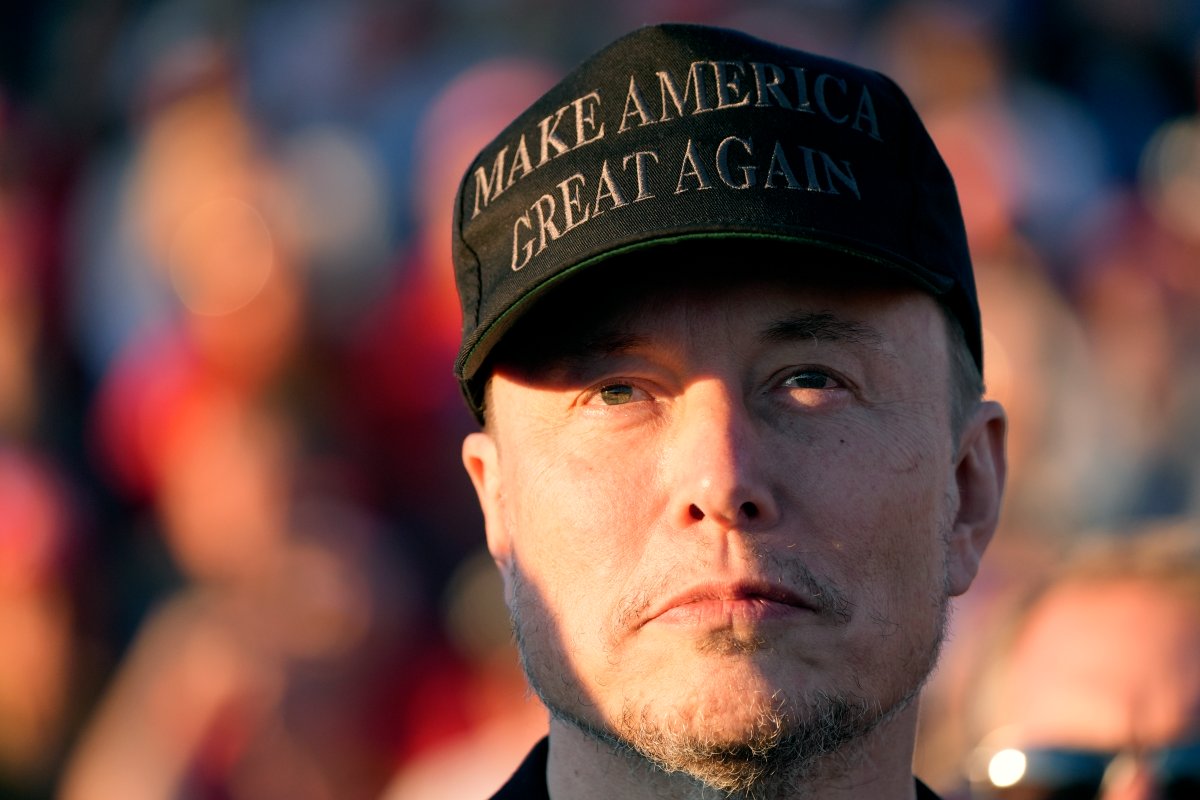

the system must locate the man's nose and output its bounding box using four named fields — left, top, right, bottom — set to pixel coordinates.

left=666, top=379, right=780, bottom=532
